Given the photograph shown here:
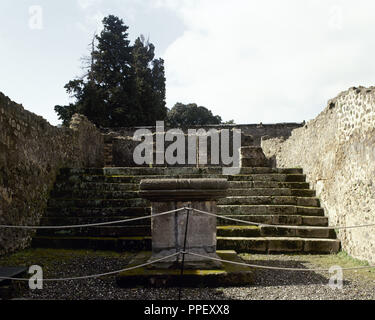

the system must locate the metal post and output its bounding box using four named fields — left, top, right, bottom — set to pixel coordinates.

left=178, top=207, right=191, bottom=301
